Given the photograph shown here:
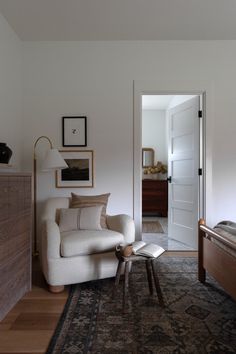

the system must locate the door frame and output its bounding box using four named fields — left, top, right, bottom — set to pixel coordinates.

left=133, top=80, right=214, bottom=244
